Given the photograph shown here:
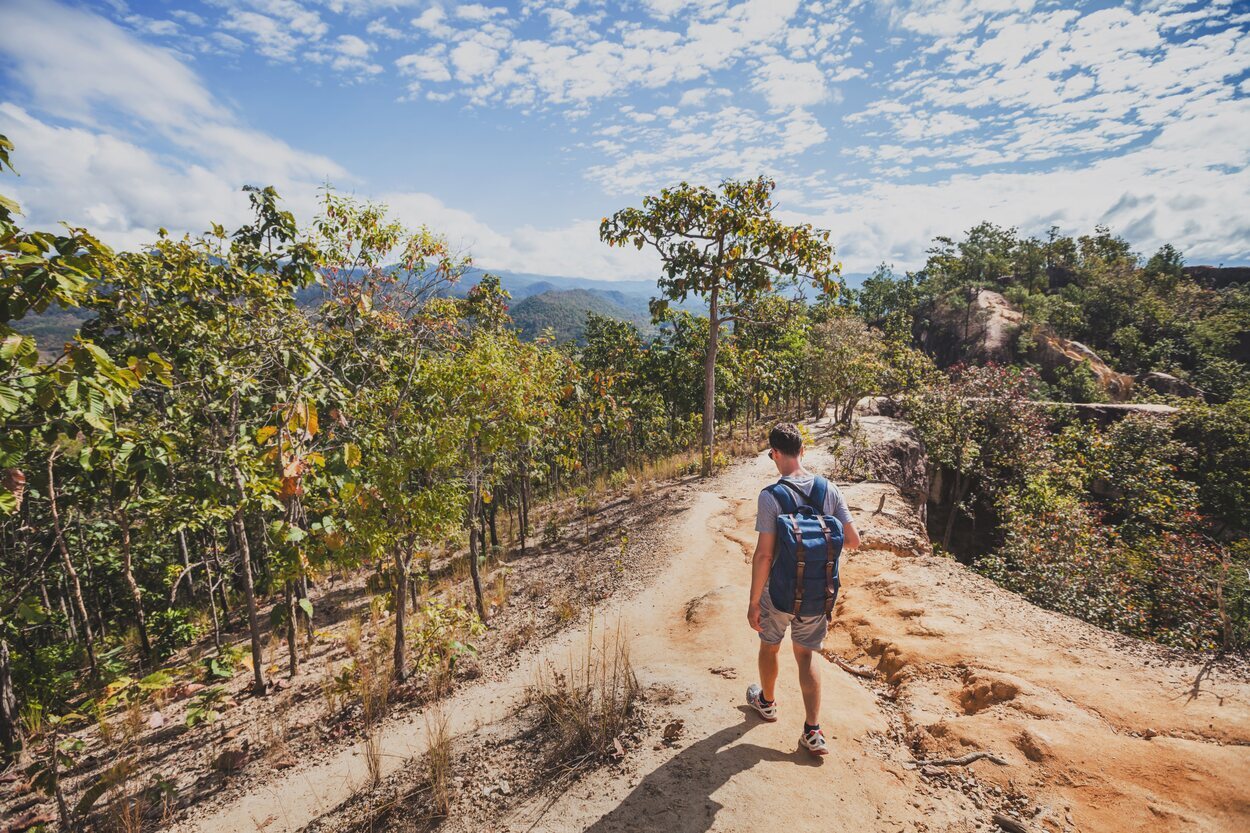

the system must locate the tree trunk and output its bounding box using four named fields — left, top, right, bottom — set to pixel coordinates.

left=284, top=581, right=298, bottom=678
left=299, top=575, right=314, bottom=643
left=176, top=528, right=195, bottom=600
left=489, top=500, right=499, bottom=553
left=0, top=639, right=18, bottom=763
left=114, top=502, right=152, bottom=662
left=468, top=469, right=487, bottom=623
left=393, top=549, right=409, bottom=682
left=209, top=529, right=232, bottom=620
left=519, top=466, right=529, bottom=554
left=231, top=464, right=267, bottom=696
left=702, top=285, right=720, bottom=477
left=202, top=550, right=223, bottom=651
left=47, top=457, right=96, bottom=679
